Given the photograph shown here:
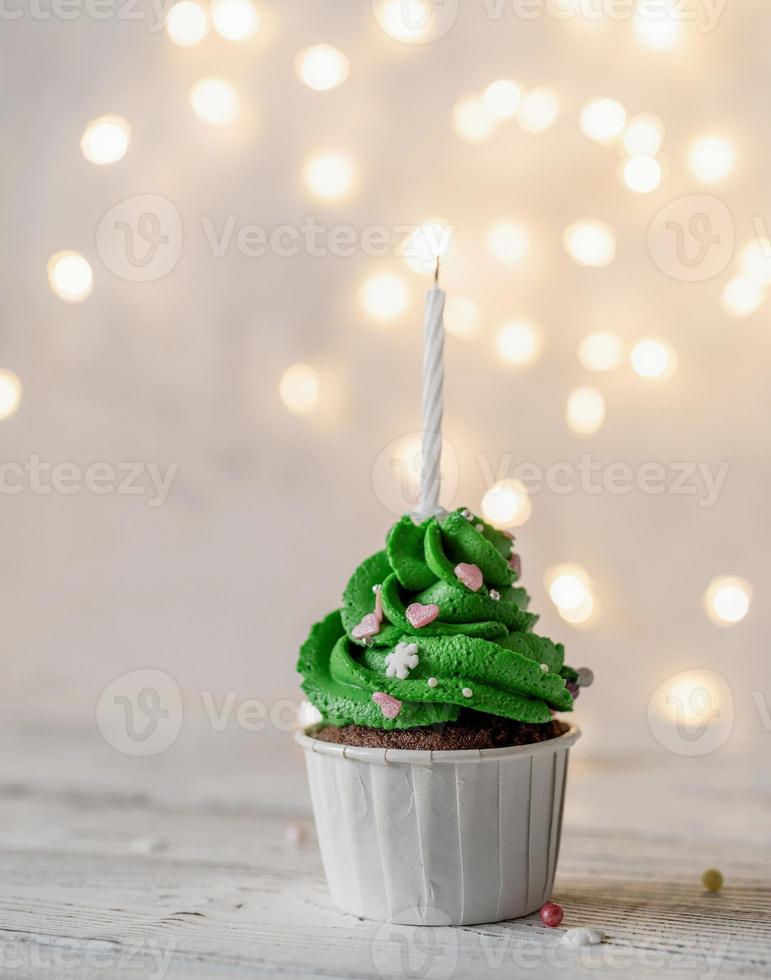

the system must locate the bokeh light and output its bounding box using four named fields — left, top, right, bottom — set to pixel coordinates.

left=303, top=151, right=355, bottom=201
left=578, top=331, right=624, bottom=372
left=566, top=386, right=605, bottom=434
left=496, top=320, right=542, bottom=367
left=165, top=0, right=209, bottom=46
left=374, top=0, right=431, bottom=43
left=47, top=251, right=93, bottom=303
left=486, top=221, right=530, bottom=265
left=80, top=115, right=131, bottom=165
left=704, top=576, right=752, bottom=626
left=279, top=363, right=320, bottom=415
left=563, top=219, right=616, bottom=267
left=630, top=338, right=677, bottom=379
left=444, top=295, right=481, bottom=339
left=481, top=479, right=532, bottom=528
left=518, top=88, right=560, bottom=132
left=189, top=79, right=240, bottom=125
left=483, top=79, right=522, bottom=119
left=403, top=219, right=453, bottom=274
left=622, top=155, right=662, bottom=193
left=580, top=98, right=626, bottom=144
left=295, top=44, right=349, bottom=91
left=453, top=96, right=495, bottom=143
left=623, top=114, right=664, bottom=156
left=741, top=239, right=771, bottom=284
left=634, top=0, right=682, bottom=49
left=360, top=274, right=409, bottom=322
left=721, top=274, right=765, bottom=318
left=545, top=563, right=595, bottom=625
left=0, top=369, right=22, bottom=421
left=688, top=136, right=735, bottom=184
left=650, top=670, right=729, bottom=735
left=211, top=0, right=259, bottom=41
left=558, top=592, right=595, bottom=625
